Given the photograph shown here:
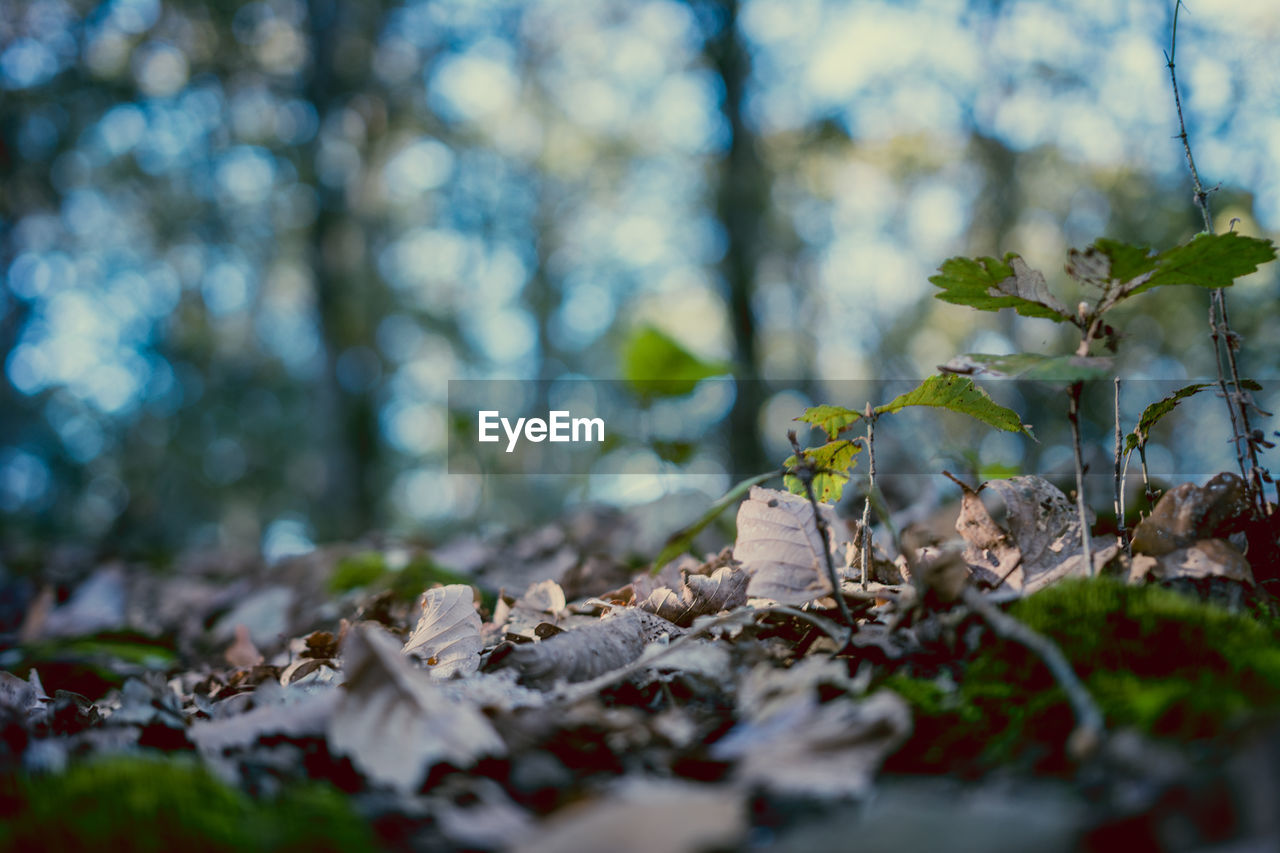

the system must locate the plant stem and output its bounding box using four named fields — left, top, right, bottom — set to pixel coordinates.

left=1166, top=0, right=1265, bottom=515
left=1067, top=382, right=1094, bottom=577
left=1113, top=377, right=1129, bottom=553
left=788, top=432, right=857, bottom=635
left=1138, top=444, right=1156, bottom=506
left=860, top=415, right=876, bottom=591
